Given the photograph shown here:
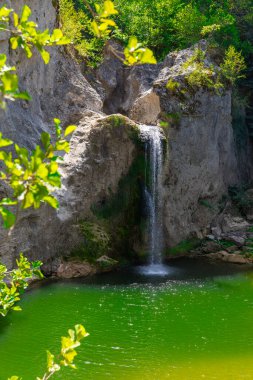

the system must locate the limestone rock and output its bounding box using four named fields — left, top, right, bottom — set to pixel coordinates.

left=0, top=0, right=103, bottom=150
left=207, top=251, right=251, bottom=264
left=221, top=216, right=249, bottom=233
left=225, top=235, right=246, bottom=247
left=0, top=113, right=139, bottom=269
left=129, top=89, right=161, bottom=125
left=96, top=255, right=118, bottom=271
left=202, top=240, right=221, bottom=254
left=57, top=261, right=95, bottom=279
